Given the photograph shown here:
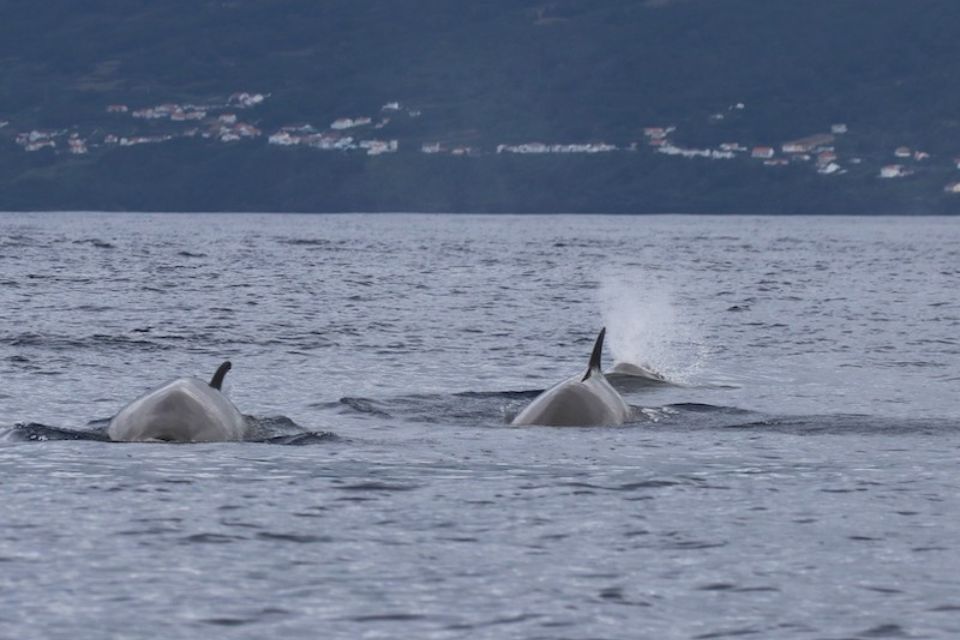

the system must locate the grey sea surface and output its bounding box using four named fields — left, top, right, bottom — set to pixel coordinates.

left=1, top=212, right=959, bottom=639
